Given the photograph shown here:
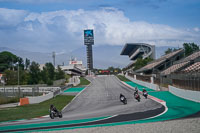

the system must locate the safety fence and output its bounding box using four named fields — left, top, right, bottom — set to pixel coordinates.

left=0, top=86, right=60, bottom=97
left=128, top=72, right=200, bottom=91
left=171, top=73, right=200, bottom=91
